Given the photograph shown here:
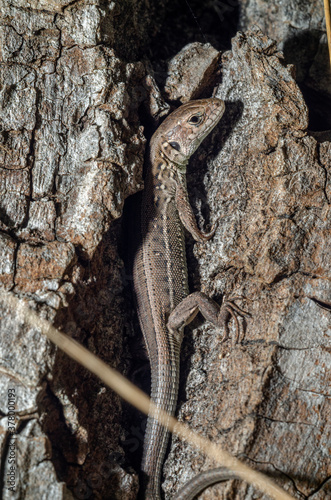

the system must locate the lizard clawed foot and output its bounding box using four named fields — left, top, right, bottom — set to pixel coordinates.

left=198, top=220, right=218, bottom=242
left=217, top=298, right=250, bottom=344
